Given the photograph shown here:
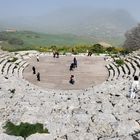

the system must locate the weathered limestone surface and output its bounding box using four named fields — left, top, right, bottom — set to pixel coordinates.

left=0, top=133, right=24, bottom=140
left=0, top=50, right=140, bottom=140
left=26, top=133, right=53, bottom=140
